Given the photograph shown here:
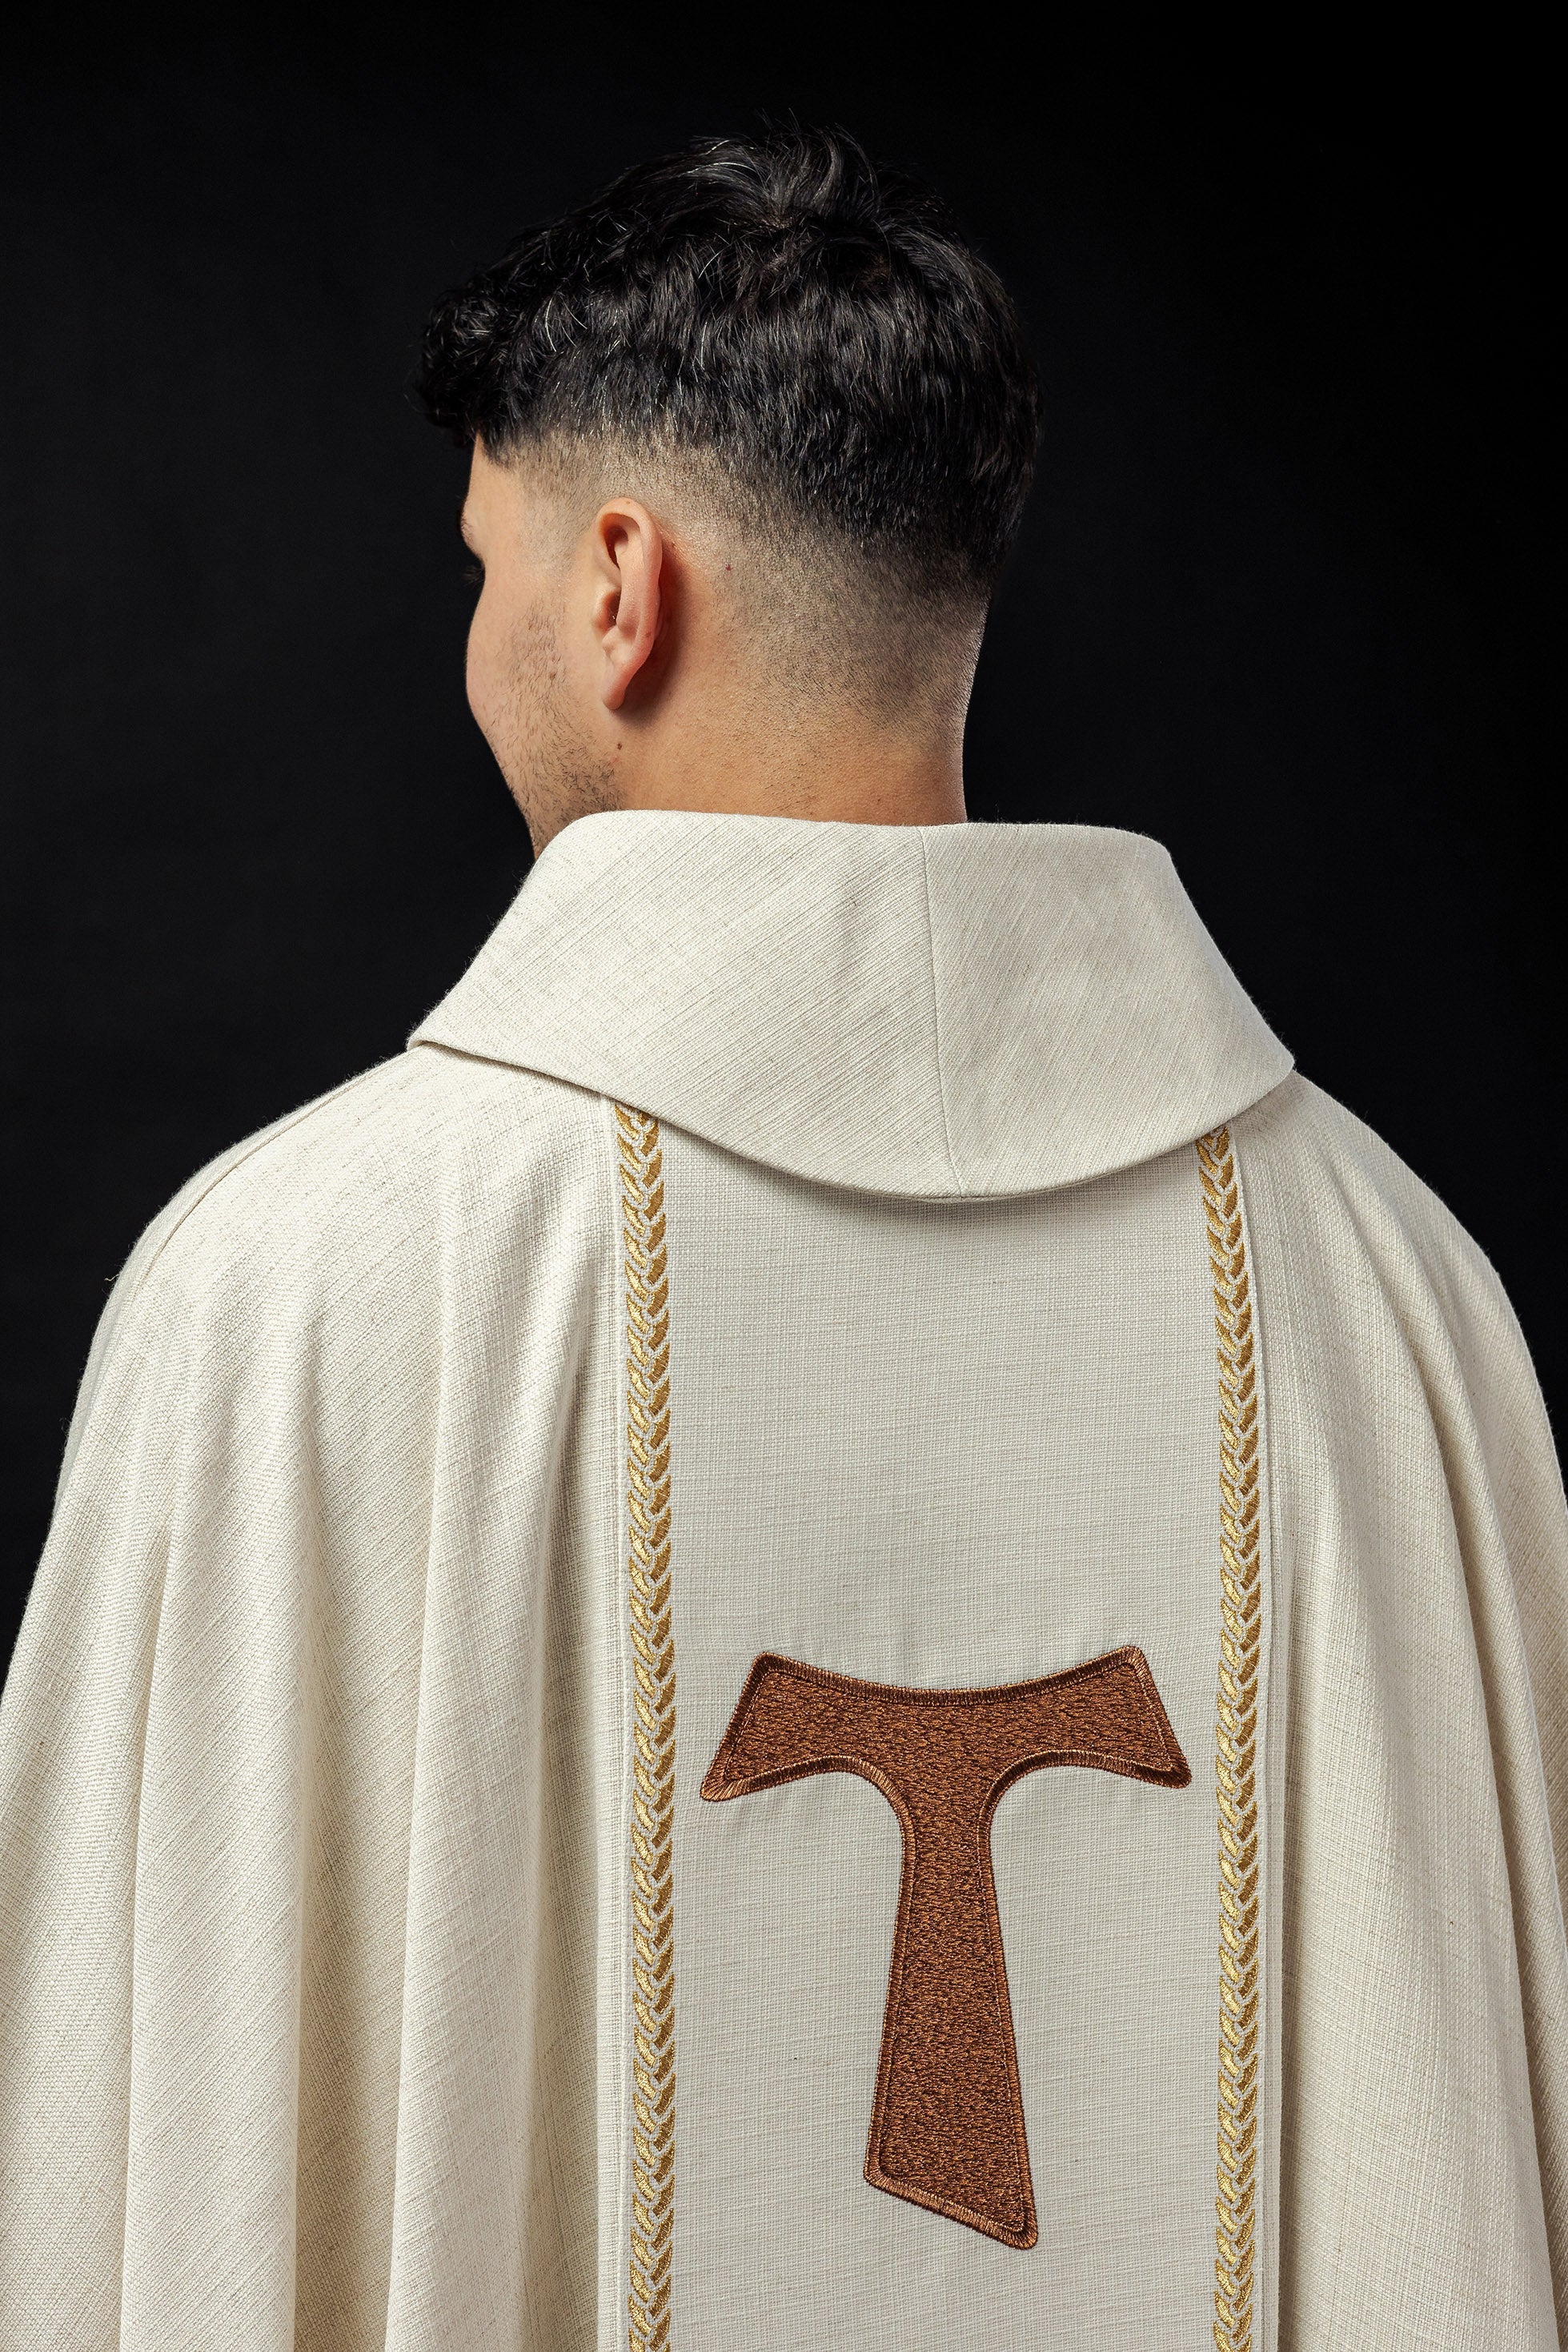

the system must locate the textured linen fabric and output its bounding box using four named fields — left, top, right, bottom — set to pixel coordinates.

left=666, top=1131, right=1229, bottom=2346
left=414, top=812, right=1293, bottom=1198
left=1241, top=1080, right=1568, bottom=2346
left=0, top=812, right=1562, bottom=2350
